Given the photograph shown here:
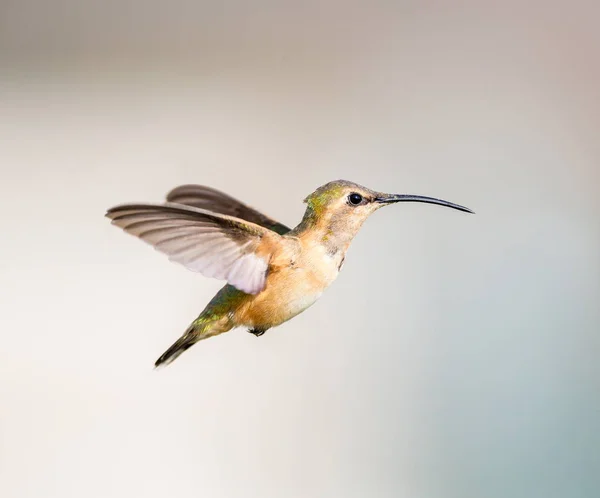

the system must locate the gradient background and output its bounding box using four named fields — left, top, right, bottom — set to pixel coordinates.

left=1, top=1, right=599, bottom=497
